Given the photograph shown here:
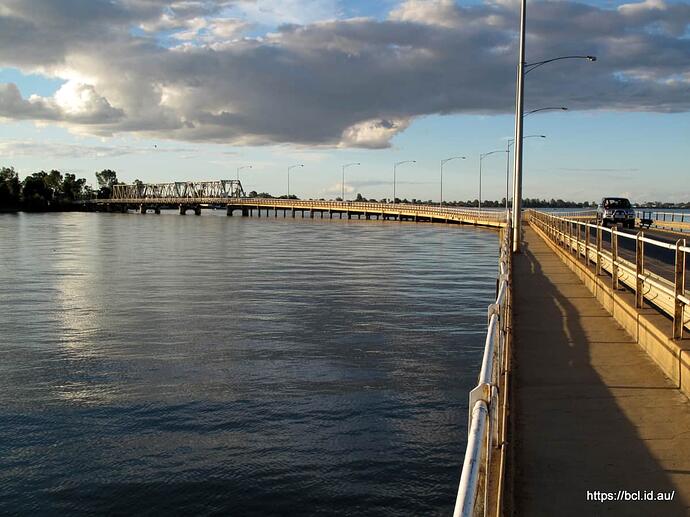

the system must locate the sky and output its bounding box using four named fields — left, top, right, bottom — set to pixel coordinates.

left=0, top=0, right=688, bottom=203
